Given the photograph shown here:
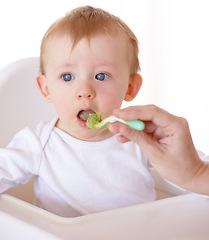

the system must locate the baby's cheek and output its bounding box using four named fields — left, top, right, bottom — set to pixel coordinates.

left=52, top=100, right=68, bottom=117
